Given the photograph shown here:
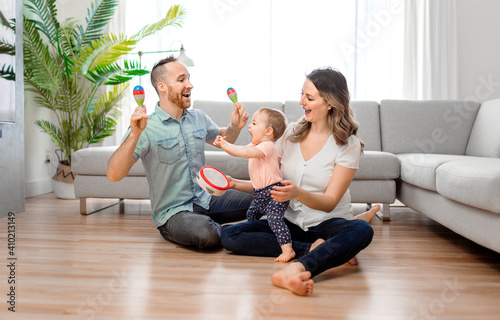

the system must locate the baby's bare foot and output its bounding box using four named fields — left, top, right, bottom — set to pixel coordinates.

left=274, top=250, right=296, bottom=263
left=275, top=243, right=296, bottom=263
